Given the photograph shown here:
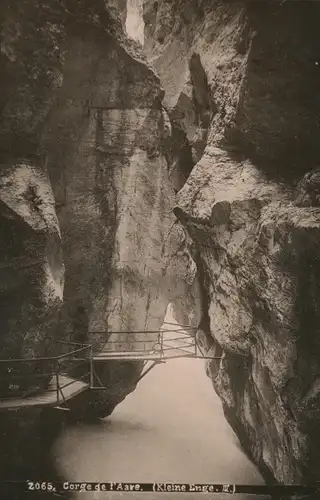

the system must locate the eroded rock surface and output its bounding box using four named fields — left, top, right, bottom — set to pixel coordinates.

left=144, top=0, right=320, bottom=485
left=0, top=162, right=63, bottom=396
